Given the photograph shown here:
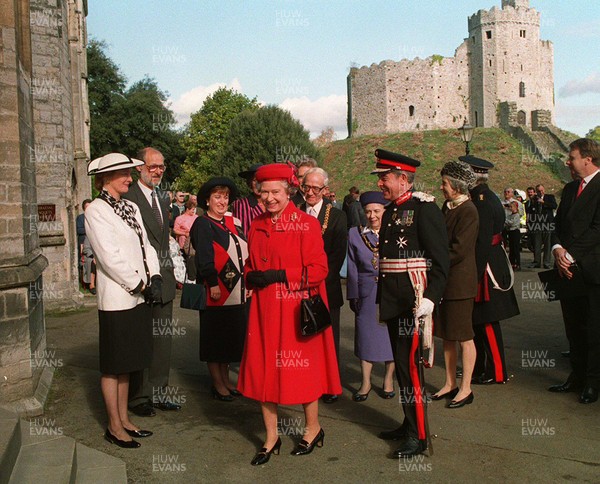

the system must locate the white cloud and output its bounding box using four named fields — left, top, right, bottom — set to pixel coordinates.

left=559, top=72, right=600, bottom=98
left=169, top=78, right=243, bottom=126
left=279, top=94, right=347, bottom=139
left=555, top=101, right=599, bottom=136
